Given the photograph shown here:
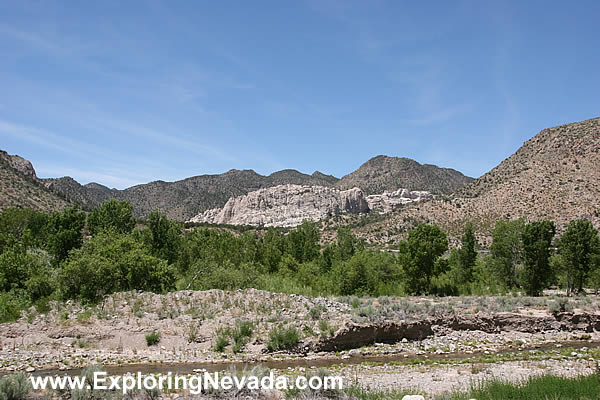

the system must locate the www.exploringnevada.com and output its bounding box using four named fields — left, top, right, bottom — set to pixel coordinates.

left=30, top=371, right=343, bottom=394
